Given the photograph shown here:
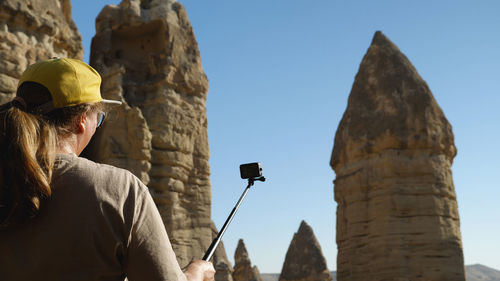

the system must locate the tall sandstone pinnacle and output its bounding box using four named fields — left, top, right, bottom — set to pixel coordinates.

left=85, top=0, right=215, bottom=268
left=330, top=31, right=465, bottom=281
left=233, top=239, right=263, bottom=281
left=0, top=0, right=82, bottom=104
left=279, top=221, right=332, bottom=281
